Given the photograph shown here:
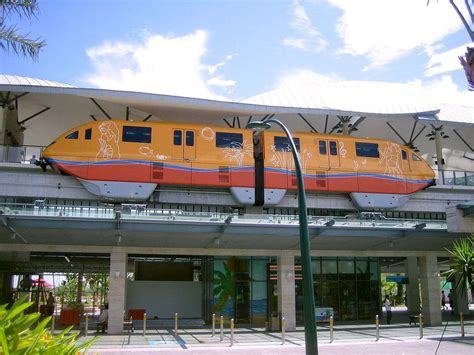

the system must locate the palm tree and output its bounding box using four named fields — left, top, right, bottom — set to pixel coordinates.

left=0, top=0, right=45, bottom=59
left=442, top=234, right=474, bottom=303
